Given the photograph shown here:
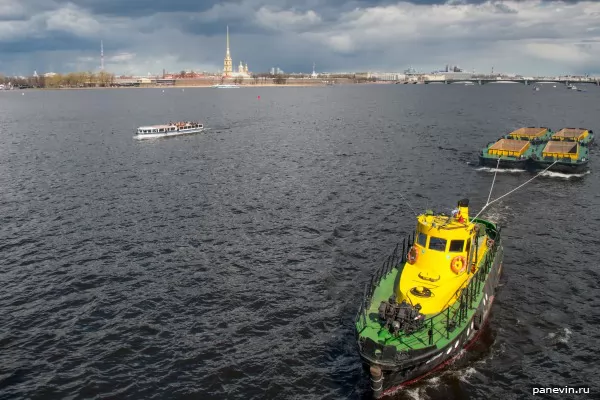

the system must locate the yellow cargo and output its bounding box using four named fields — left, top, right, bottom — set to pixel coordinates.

left=542, top=141, right=578, bottom=160
left=552, top=128, right=589, bottom=142
left=507, top=127, right=549, bottom=140
left=488, top=139, right=530, bottom=157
